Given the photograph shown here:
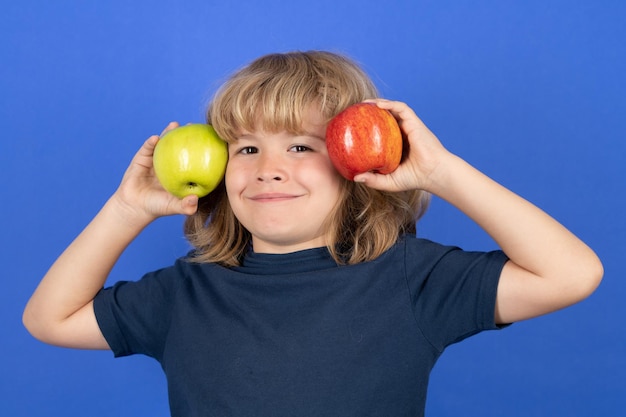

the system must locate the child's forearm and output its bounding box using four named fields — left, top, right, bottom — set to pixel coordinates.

left=23, top=131, right=199, bottom=348
left=431, top=154, right=591, bottom=277
left=23, top=193, right=152, bottom=346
